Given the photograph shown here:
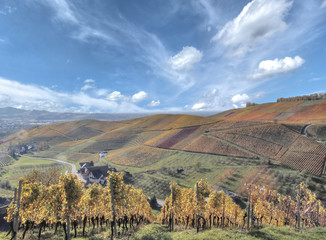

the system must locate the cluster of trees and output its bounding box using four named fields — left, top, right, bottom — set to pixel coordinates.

left=246, top=102, right=257, bottom=107
left=160, top=181, right=326, bottom=232
left=277, top=93, right=326, bottom=102
left=6, top=171, right=153, bottom=239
